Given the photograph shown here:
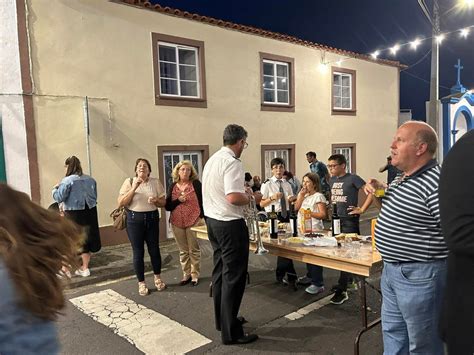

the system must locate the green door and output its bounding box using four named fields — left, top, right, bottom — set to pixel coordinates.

left=0, top=119, right=6, bottom=182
